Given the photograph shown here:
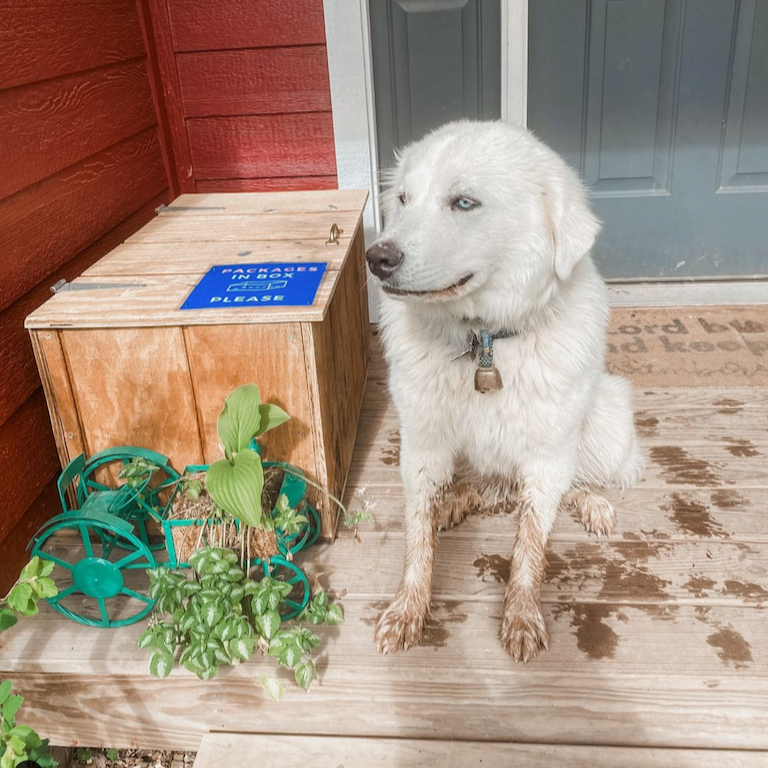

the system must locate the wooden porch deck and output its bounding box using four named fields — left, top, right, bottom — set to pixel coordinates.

left=2, top=306, right=768, bottom=764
